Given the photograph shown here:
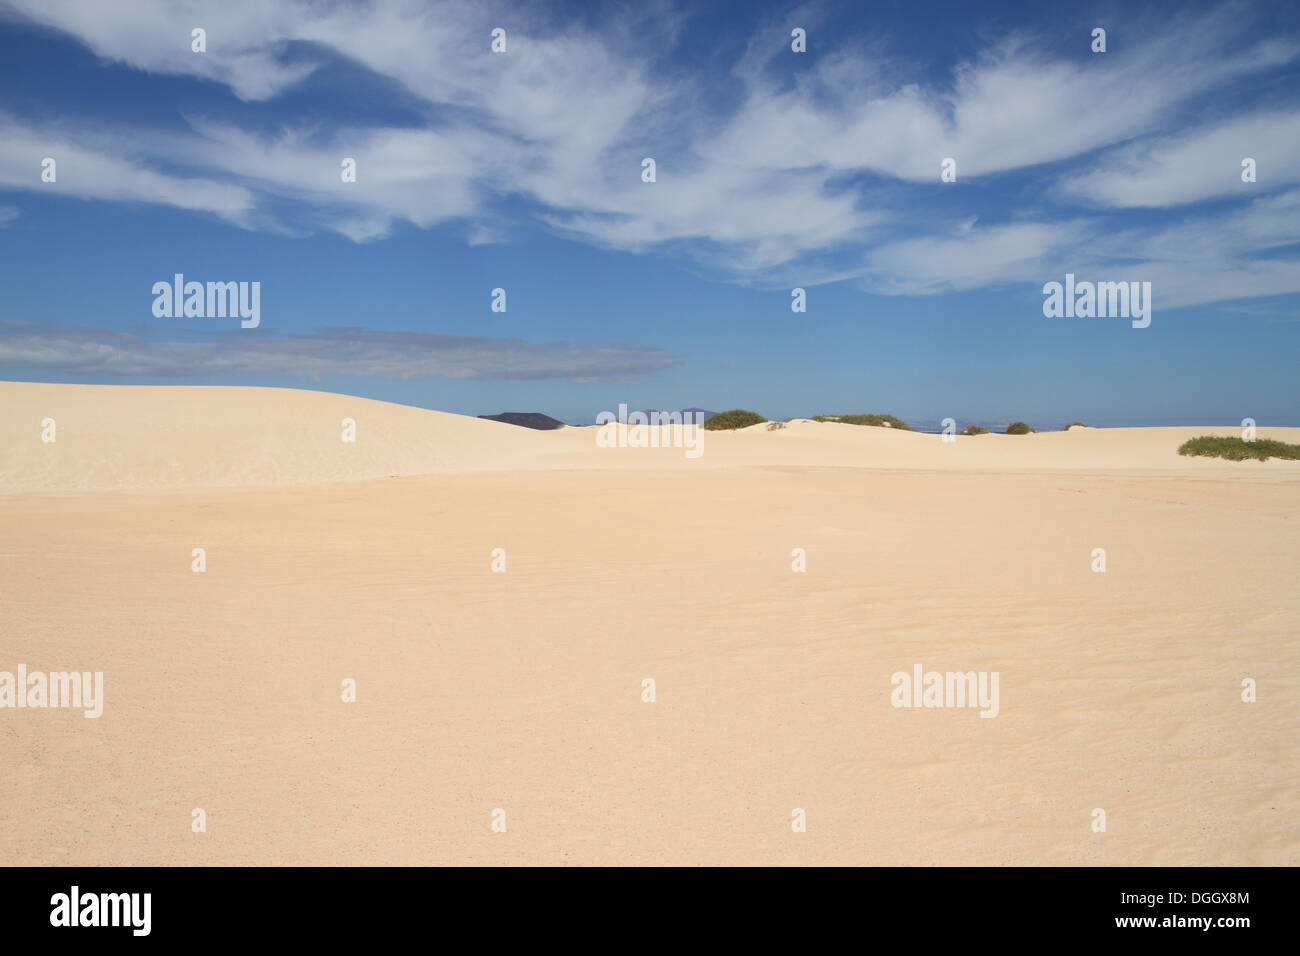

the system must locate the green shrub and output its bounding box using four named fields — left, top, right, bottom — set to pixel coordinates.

left=703, top=409, right=768, bottom=431
left=1177, top=436, right=1300, bottom=461
left=1064, top=422, right=1088, bottom=429
left=1005, top=422, right=1035, bottom=435
left=961, top=424, right=990, bottom=435
left=810, top=413, right=912, bottom=430
left=766, top=421, right=786, bottom=431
